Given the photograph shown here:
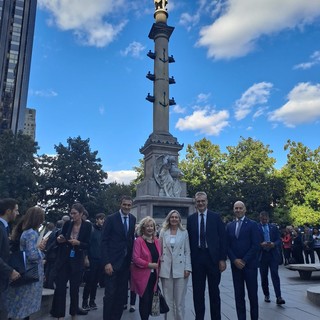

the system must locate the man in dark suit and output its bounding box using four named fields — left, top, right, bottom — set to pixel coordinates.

left=187, top=191, right=227, bottom=320
left=0, top=198, right=20, bottom=319
left=226, top=201, right=260, bottom=320
left=258, top=211, right=285, bottom=305
left=101, top=195, right=136, bottom=320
